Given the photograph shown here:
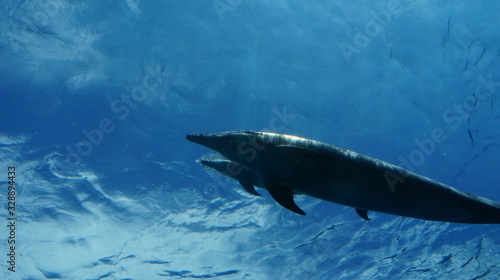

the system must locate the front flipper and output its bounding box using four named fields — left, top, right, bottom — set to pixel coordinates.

left=239, top=179, right=261, bottom=197
left=201, top=159, right=261, bottom=196
left=265, top=177, right=306, bottom=215
left=355, top=208, right=371, bottom=221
